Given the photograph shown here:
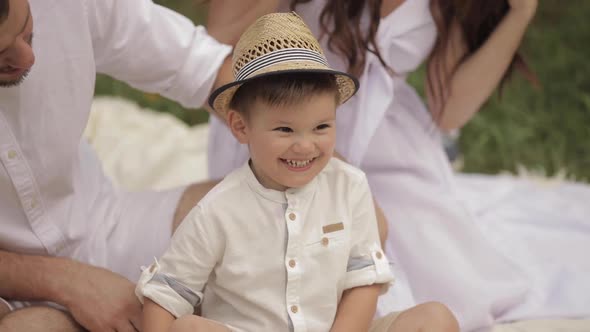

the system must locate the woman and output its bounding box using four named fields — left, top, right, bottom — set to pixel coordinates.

left=205, top=1, right=590, bottom=330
